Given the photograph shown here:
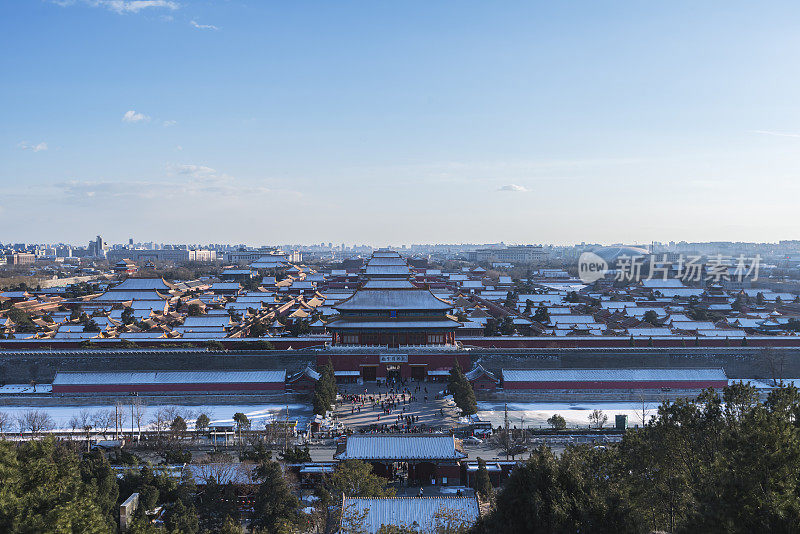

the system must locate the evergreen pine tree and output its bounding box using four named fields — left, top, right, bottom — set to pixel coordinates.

left=252, top=460, right=301, bottom=532
left=313, top=358, right=338, bottom=414
left=474, top=457, right=493, bottom=499
left=448, top=362, right=477, bottom=416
